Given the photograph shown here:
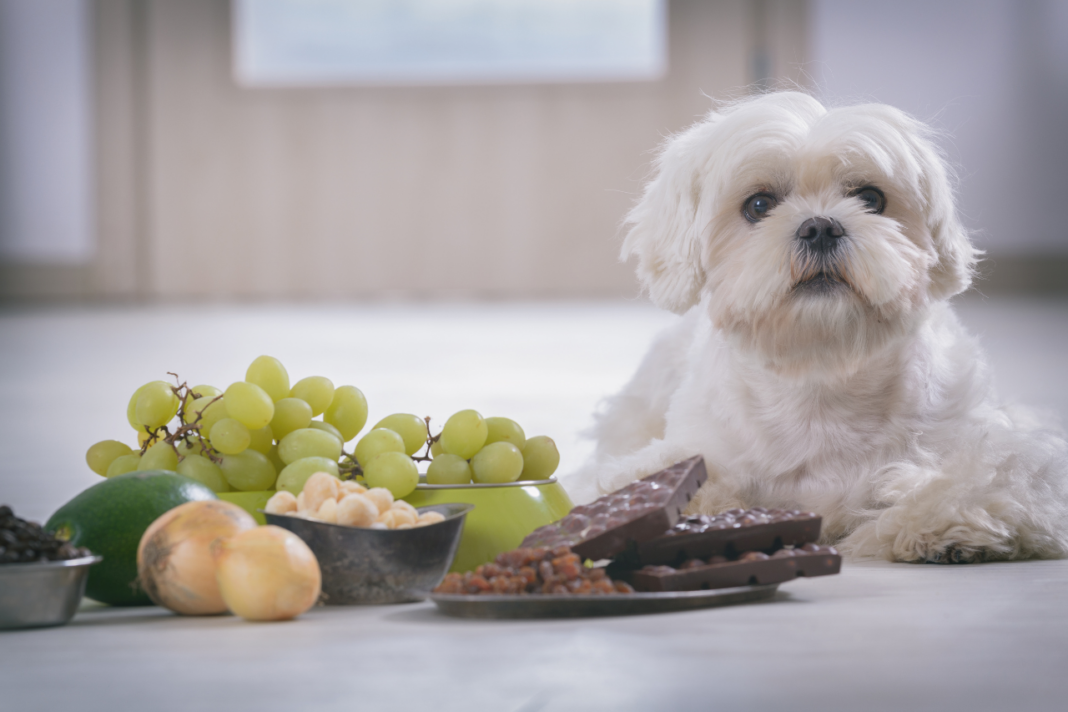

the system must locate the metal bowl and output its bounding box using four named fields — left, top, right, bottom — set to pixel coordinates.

left=264, top=503, right=473, bottom=605
left=0, top=555, right=102, bottom=630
